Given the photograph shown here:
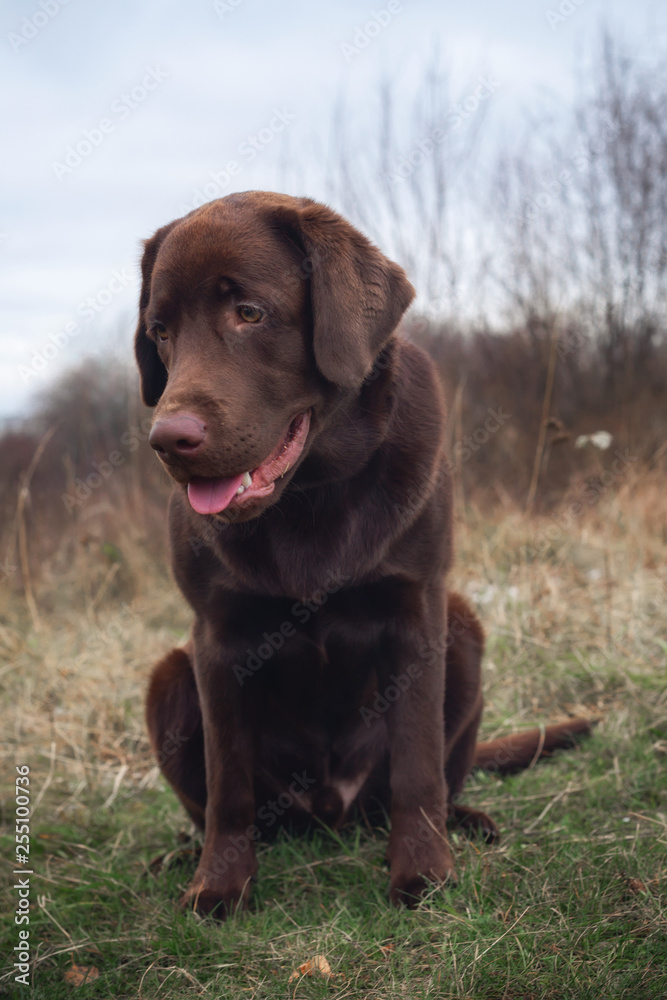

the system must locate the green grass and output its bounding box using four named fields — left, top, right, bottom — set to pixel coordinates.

left=1, top=493, right=666, bottom=997
left=2, top=716, right=665, bottom=999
